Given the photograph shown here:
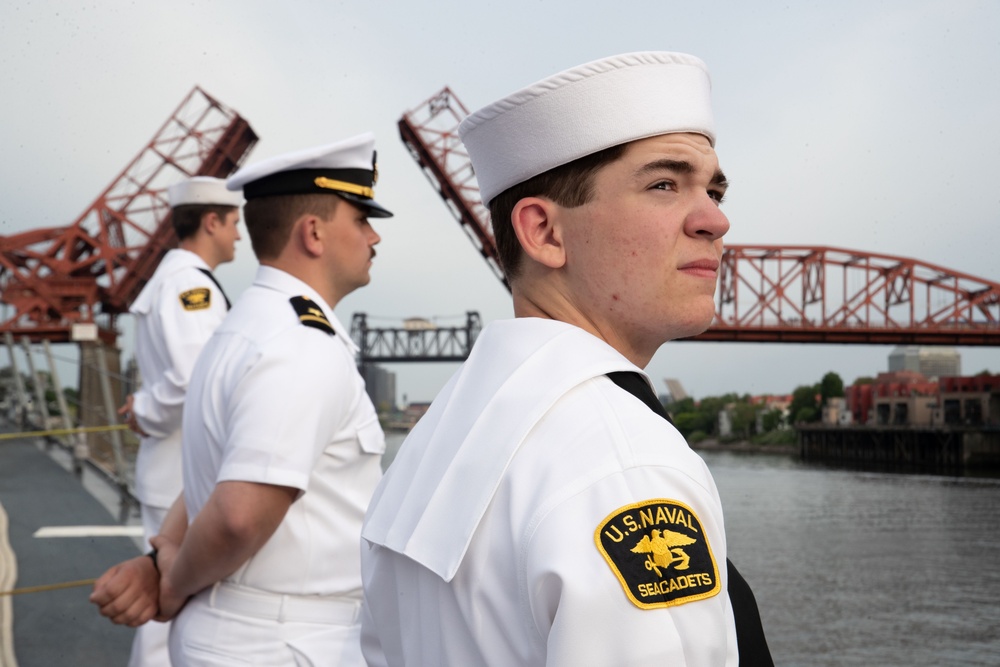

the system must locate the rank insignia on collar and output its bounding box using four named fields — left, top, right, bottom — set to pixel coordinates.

left=179, top=287, right=211, bottom=311
left=289, top=296, right=335, bottom=336
left=595, top=499, right=721, bottom=610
